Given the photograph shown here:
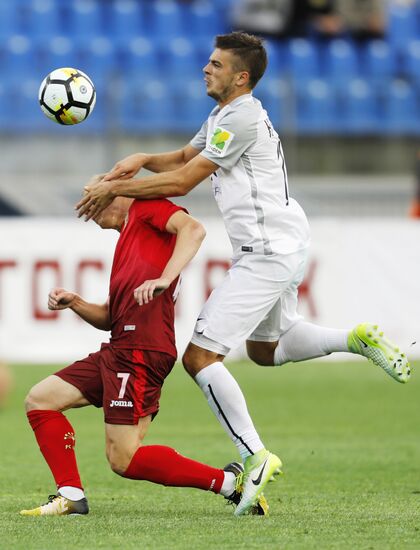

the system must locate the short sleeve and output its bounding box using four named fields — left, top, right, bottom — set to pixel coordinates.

left=131, top=199, right=187, bottom=232
left=200, top=106, right=258, bottom=170
left=190, top=120, right=208, bottom=151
